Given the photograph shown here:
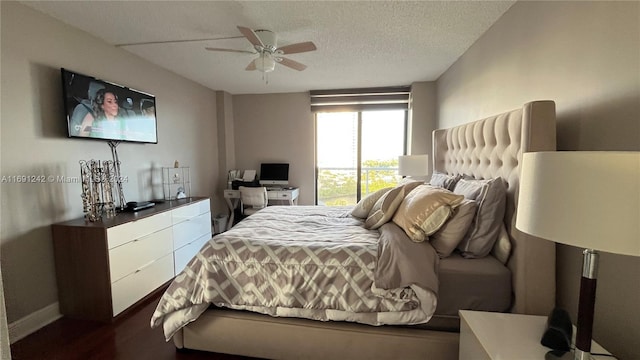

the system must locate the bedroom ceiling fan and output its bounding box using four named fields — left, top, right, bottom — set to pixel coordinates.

left=205, top=26, right=317, bottom=73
